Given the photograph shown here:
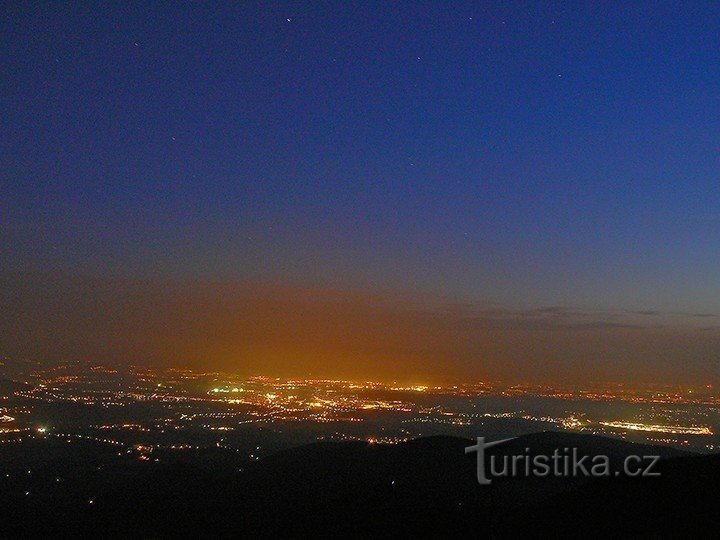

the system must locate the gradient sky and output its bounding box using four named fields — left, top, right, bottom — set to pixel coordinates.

left=2, top=2, right=720, bottom=383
